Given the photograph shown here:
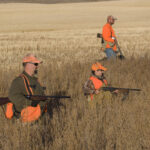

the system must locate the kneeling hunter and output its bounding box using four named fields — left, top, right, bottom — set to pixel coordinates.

left=6, top=54, right=46, bottom=123
left=83, top=62, right=108, bottom=101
